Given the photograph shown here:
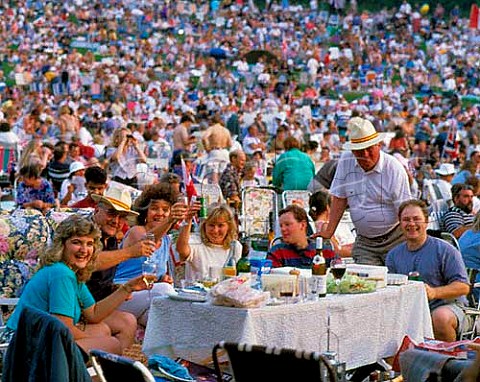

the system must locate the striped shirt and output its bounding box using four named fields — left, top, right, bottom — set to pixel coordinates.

left=267, top=241, right=316, bottom=269
left=441, top=206, right=475, bottom=234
